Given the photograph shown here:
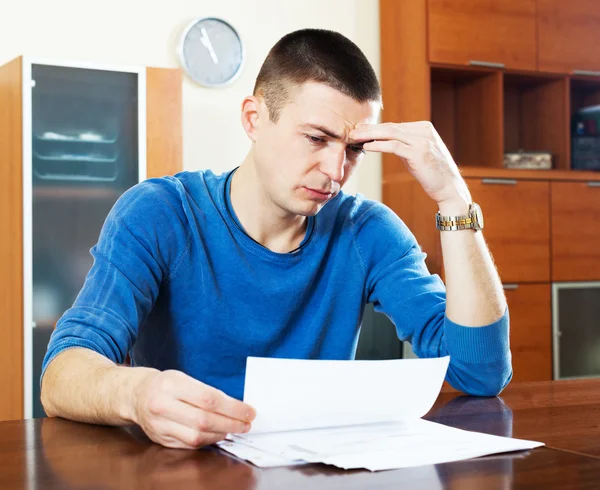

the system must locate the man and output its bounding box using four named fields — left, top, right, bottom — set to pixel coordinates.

left=41, top=29, right=510, bottom=450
